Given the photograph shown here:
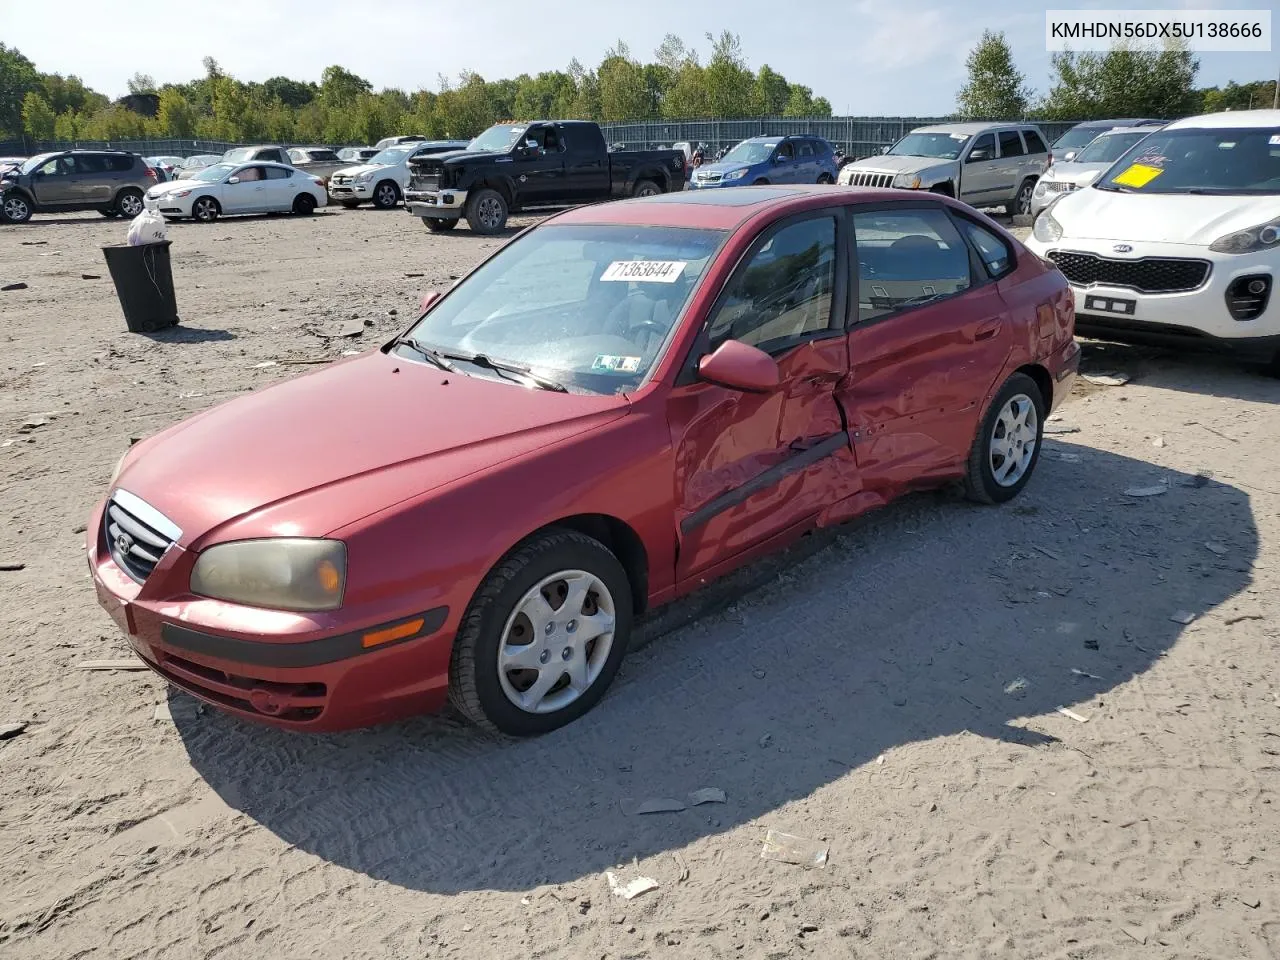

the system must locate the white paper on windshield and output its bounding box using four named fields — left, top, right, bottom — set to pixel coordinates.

left=601, top=260, right=687, bottom=283
left=1271, top=134, right=1280, bottom=145
left=950, top=133, right=968, bottom=140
